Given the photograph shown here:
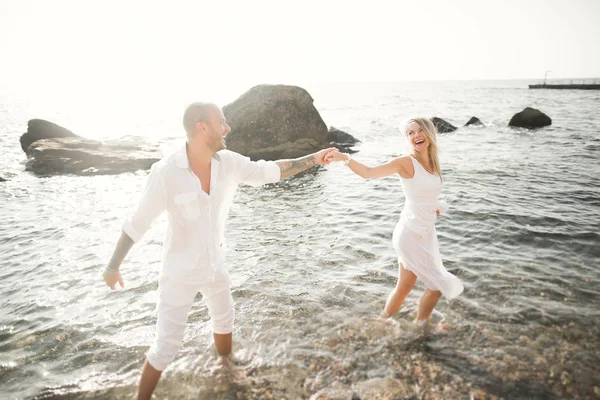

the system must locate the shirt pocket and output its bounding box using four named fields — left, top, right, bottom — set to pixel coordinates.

left=174, top=191, right=201, bottom=220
